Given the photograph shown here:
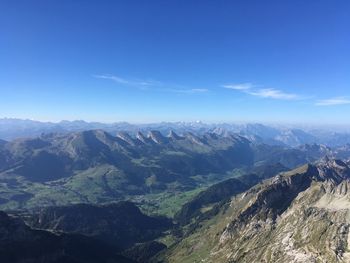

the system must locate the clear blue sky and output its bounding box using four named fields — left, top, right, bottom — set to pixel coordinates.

left=1, top=0, right=349, bottom=124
